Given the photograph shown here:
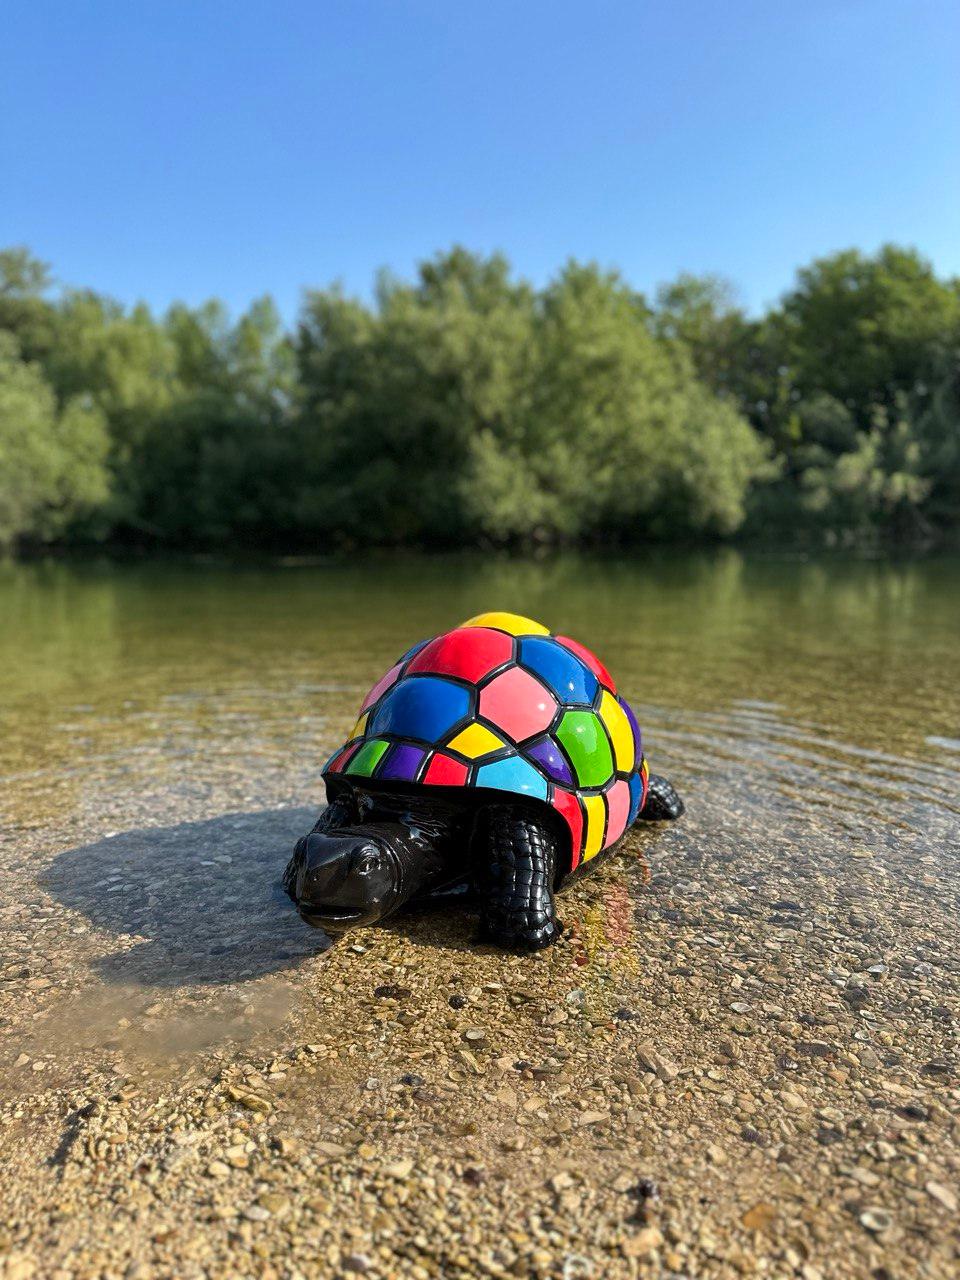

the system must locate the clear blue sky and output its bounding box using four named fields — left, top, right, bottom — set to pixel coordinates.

left=2, top=0, right=958, bottom=321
